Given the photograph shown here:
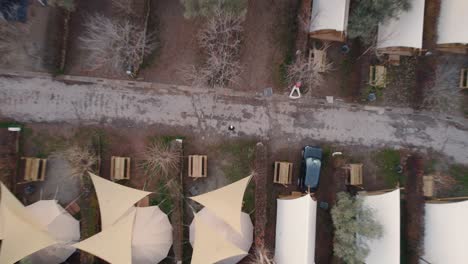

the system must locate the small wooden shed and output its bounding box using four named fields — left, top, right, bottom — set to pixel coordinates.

left=21, top=157, right=47, bottom=182
left=110, top=156, right=131, bottom=181
left=188, top=155, right=207, bottom=178
left=273, top=162, right=293, bottom=185
left=345, top=163, right=363, bottom=186
left=369, top=65, right=387, bottom=87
